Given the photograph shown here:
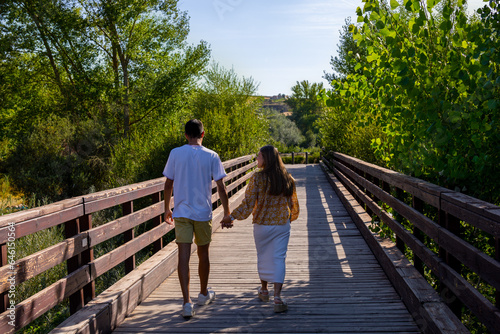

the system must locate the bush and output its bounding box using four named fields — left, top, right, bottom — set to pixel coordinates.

left=110, top=112, right=187, bottom=186
left=6, top=114, right=114, bottom=202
